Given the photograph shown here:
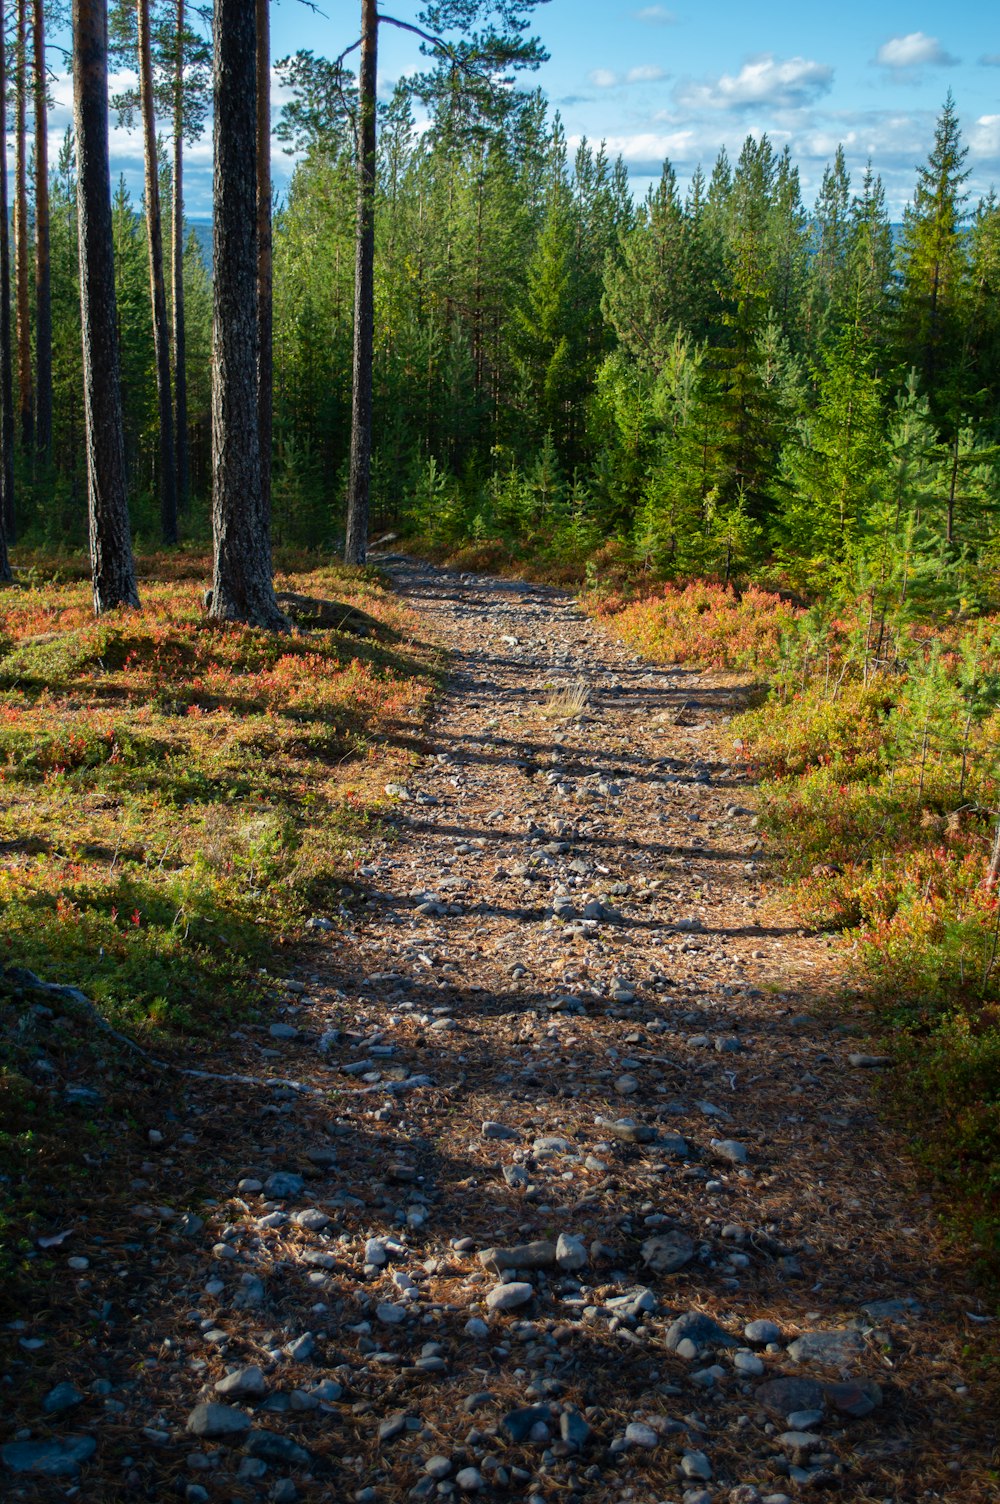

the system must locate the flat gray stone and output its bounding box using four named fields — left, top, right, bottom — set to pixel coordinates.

left=824, top=1379, right=882, bottom=1417
left=376, top=1303, right=408, bottom=1325
left=787, top=1330, right=864, bottom=1368
left=756, top=1376, right=826, bottom=1416
left=486, top=1281, right=534, bottom=1312
left=778, top=1431, right=822, bottom=1464
left=623, top=1421, right=658, bottom=1449
left=641, top=1231, right=695, bottom=1275
left=532, top=1136, right=570, bottom=1156
left=264, top=1172, right=304, bottom=1199
left=860, top=1298, right=921, bottom=1323
left=479, top=1241, right=555, bottom=1272
left=186, top=1403, right=251, bottom=1439
left=244, top=1431, right=312, bottom=1465
left=745, top=1319, right=781, bottom=1345
left=1, top=1436, right=96, bottom=1477
left=42, top=1383, right=84, bottom=1415
left=216, top=1367, right=268, bottom=1399
left=710, top=1138, right=748, bottom=1165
